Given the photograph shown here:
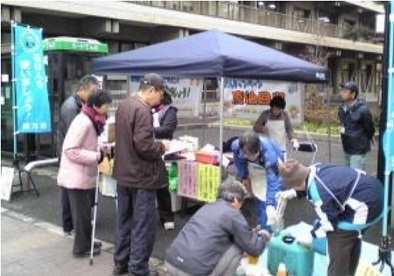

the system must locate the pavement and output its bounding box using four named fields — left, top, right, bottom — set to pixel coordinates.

left=1, top=208, right=169, bottom=276
left=1, top=120, right=393, bottom=275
